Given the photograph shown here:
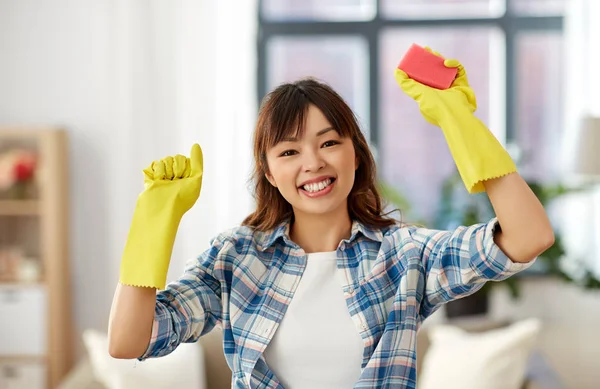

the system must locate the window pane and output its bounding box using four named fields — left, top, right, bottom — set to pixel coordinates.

left=266, top=36, right=370, bottom=138
left=379, top=28, right=504, bottom=223
left=514, top=32, right=564, bottom=181
left=381, top=0, right=505, bottom=19
left=510, top=0, right=565, bottom=16
left=262, top=0, right=375, bottom=21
